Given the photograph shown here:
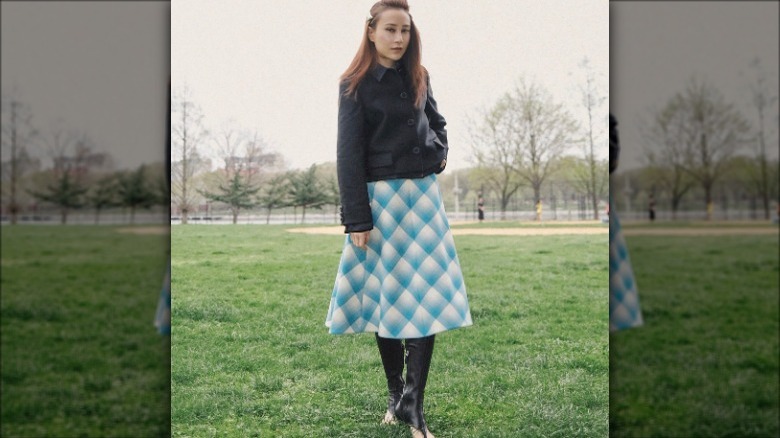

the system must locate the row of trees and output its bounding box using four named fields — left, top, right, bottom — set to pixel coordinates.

left=172, top=64, right=610, bottom=225
left=617, top=60, right=779, bottom=220
left=170, top=86, right=341, bottom=224
left=30, top=163, right=166, bottom=224
left=2, top=91, right=167, bottom=224
left=196, top=164, right=338, bottom=224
